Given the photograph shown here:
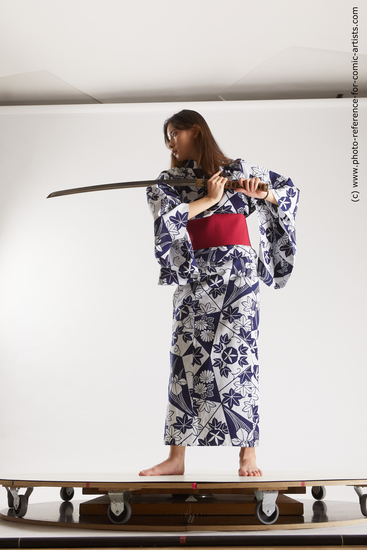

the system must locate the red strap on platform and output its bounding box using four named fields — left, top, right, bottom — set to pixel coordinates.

left=187, top=213, right=251, bottom=251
